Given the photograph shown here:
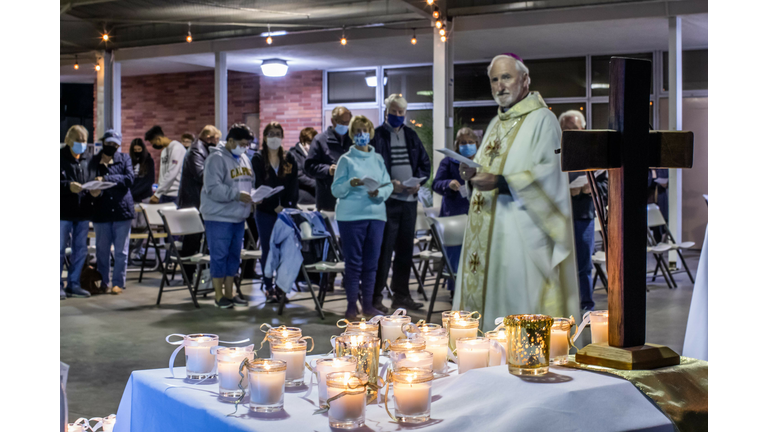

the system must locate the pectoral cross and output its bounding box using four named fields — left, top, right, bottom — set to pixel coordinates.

left=559, top=57, right=694, bottom=370
left=486, top=138, right=502, bottom=165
